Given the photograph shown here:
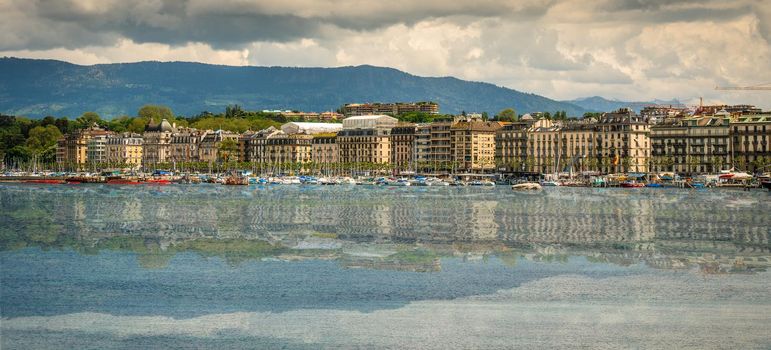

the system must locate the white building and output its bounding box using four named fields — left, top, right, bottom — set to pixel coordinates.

left=281, top=122, right=343, bottom=135
left=342, top=115, right=399, bottom=130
